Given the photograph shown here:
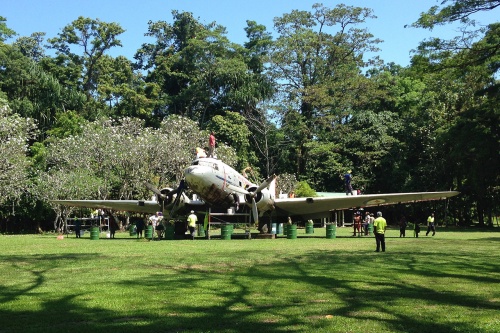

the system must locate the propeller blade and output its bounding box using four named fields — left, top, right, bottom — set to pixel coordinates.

left=145, top=182, right=165, bottom=198
left=251, top=197, right=259, bottom=225
left=169, top=180, right=186, bottom=218
left=254, top=174, right=276, bottom=194
left=246, top=174, right=276, bottom=200
left=172, top=180, right=184, bottom=209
